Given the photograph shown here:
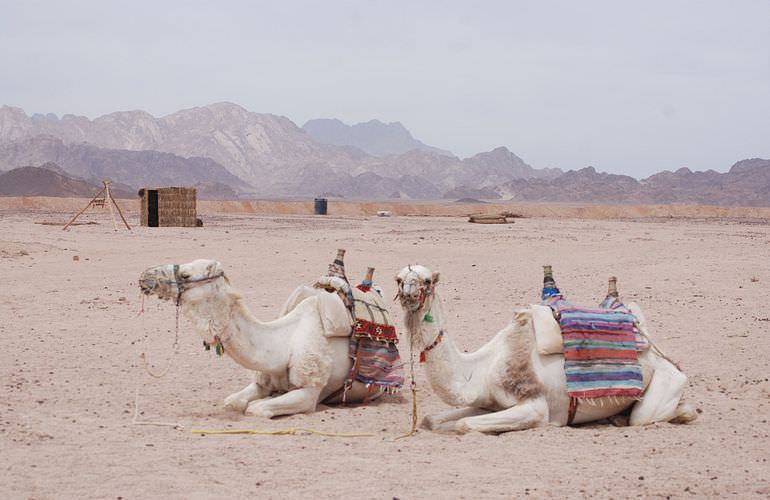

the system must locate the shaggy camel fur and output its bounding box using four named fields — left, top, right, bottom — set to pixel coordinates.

left=396, top=265, right=698, bottom=434
left=138, top=259, right=381, bottom=418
